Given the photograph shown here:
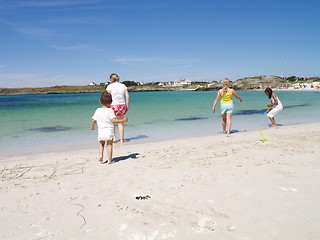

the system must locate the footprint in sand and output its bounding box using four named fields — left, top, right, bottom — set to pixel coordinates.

left=34, top=230, right=54, bottom=238
left=118, top=224, right=128, bottom=231
left=228, top=225, right=236, bottom=231
left=280, top=187, right=297, bottom=192
left=193, top=217, right=216, bottom=232
left=158, top=231, right=177, bottom=239
left=131, top=231, right=159, bottom=240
